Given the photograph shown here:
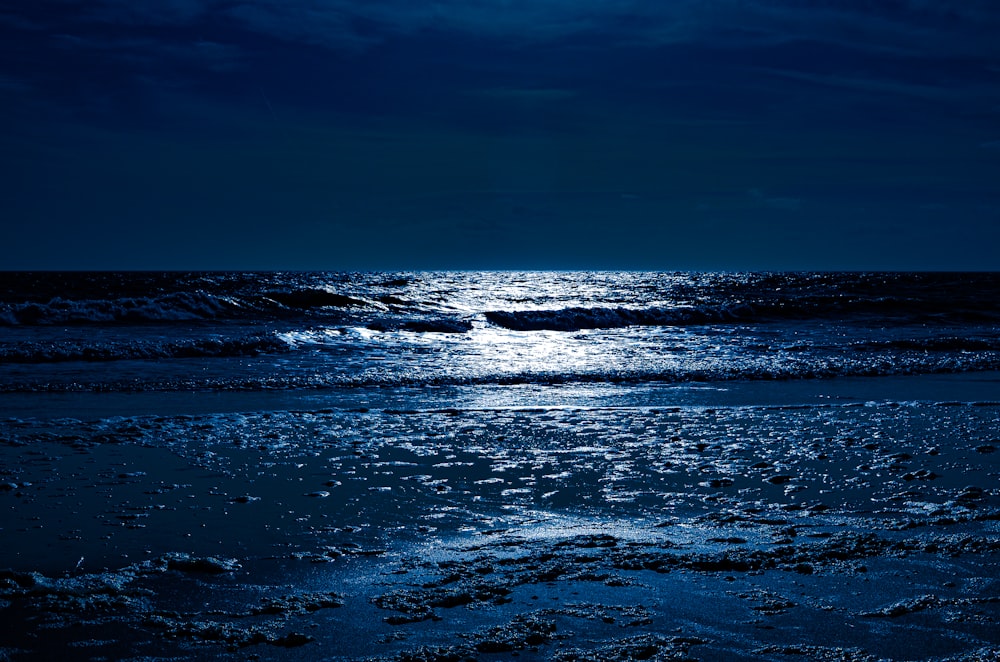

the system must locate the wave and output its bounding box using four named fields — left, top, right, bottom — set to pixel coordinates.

left=4, top=352, right=998, bottom=392
left=0, top=291, right=247, bottom=325
left=366, top=318, right=473, bottom=334
left=0, top=290, right=383, bottom=326
left=0, top=334, right=292, bottom=364
left=483, top=305, right=756, bottom=331
left=483, top=296, right=1000, bottom=332
left=4, top=271, right=1000, bottom=328
left=261, top=289, right=370, bottom=310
